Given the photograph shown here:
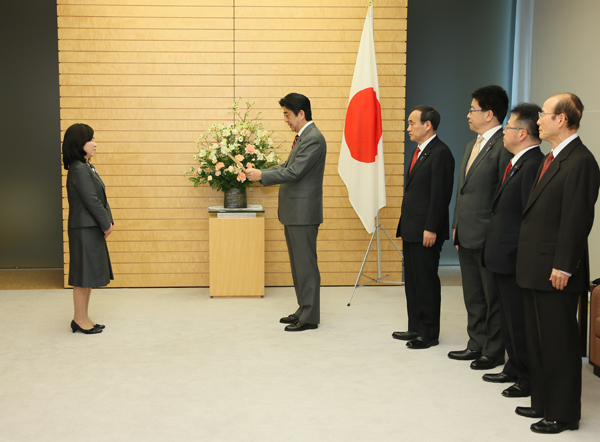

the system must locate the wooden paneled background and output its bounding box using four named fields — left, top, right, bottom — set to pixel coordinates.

left=59, top=0, right=407, bottom=288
